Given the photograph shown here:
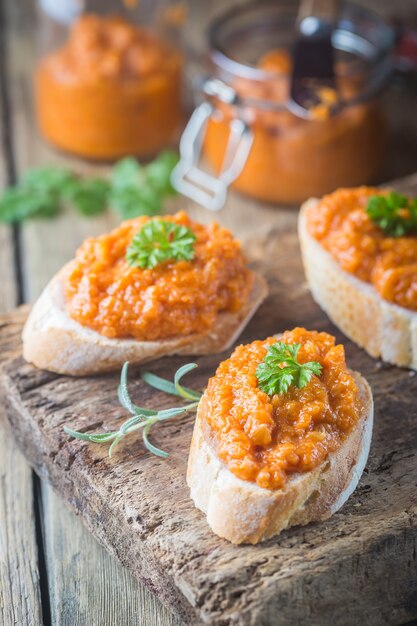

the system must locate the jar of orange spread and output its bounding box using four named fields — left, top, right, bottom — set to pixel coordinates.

left=306, top=187, right=417, bottom=311
left=190, top=1, right=394, bottom=205
left=35, top=8, right=184, bottom=160
left=65, top=211, right=253, bottom=340
left=203, top=328, right=362, bottom=490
